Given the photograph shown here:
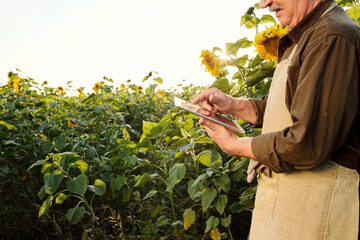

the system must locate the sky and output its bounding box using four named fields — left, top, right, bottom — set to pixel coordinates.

left=0, top=0, right=270, bottom=93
